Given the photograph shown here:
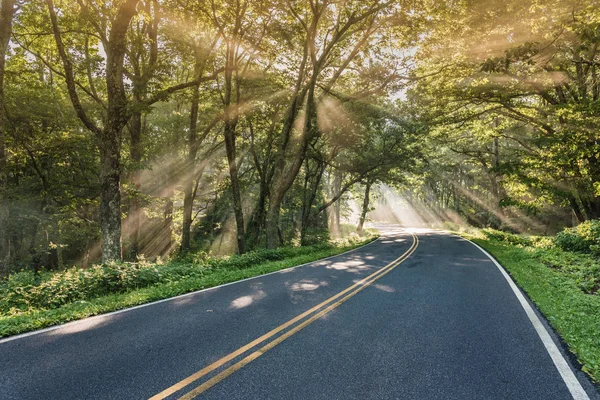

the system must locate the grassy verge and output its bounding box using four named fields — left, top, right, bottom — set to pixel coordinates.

left=456, top=229, right=600, bottom=383
left=0, top=234, right=377, bottom=338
